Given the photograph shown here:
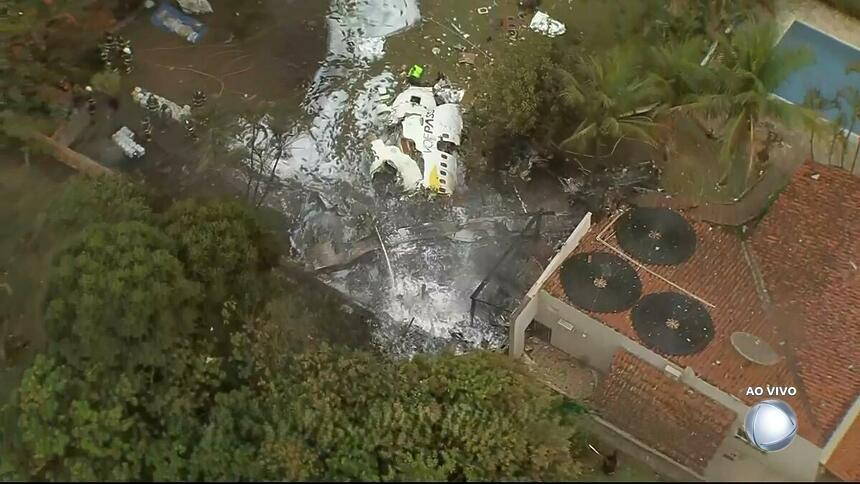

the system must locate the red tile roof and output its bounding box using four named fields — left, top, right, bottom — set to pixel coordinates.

left=750, top=162, right=860, bottom=477
left=544, top=161, right=860, bottom=450
left=595, top=350, right=736, bottom=473
left=826, top=416, right=860, bottom=481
